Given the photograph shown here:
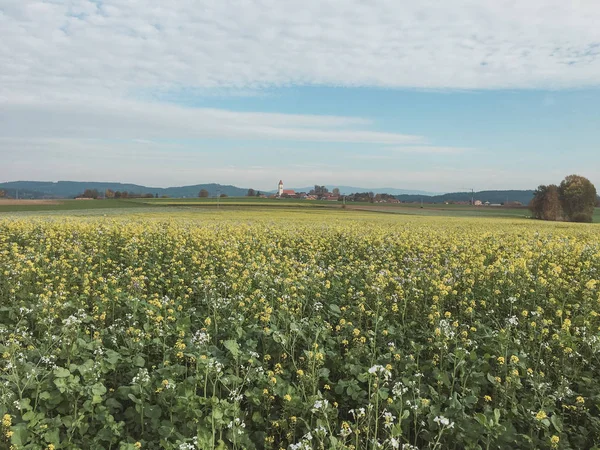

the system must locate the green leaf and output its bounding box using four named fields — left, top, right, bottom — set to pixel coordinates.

left=550, top=414, right=563, bottom=432
left=133, top=355, right=145, bottom=367
left=54, top=367, right=71, bottom=378
left=92, top=383, right=107, bottom=396
left=145, top=405, right=162, bottom=420
left=127, top=394, right=141, bottom=405
left=328, top=304, right=341, bottom=316
left=494, top=408, right=501, bottom=425
left=105, top=349, right=121, bottom=365
left=44, top=428, right=60, bottom=444
left=10, top=424, right=28, bottom=447
left=223, top=340, right=240, bottom=358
